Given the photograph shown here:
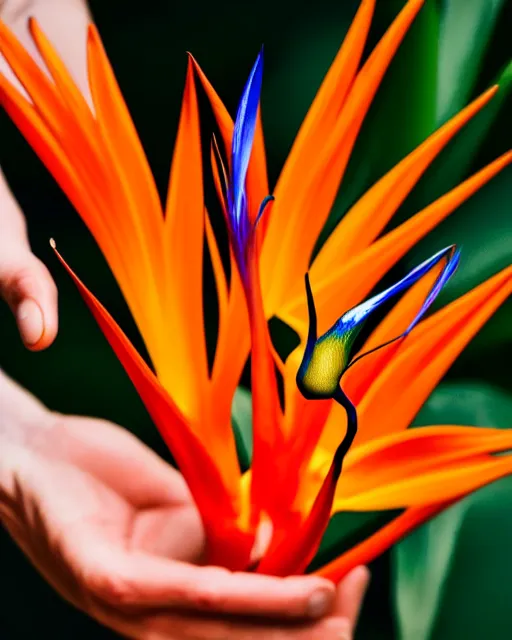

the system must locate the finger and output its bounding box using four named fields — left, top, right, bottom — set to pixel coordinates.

left=0, top=173, right=58, bottom=349
left=333, top=565, right=370, bottom=628
left=81, top=544, right=337, bottom=620
left=0, top=252, right=59, bottom=349
left=93, top=601, right=355, bottom=640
